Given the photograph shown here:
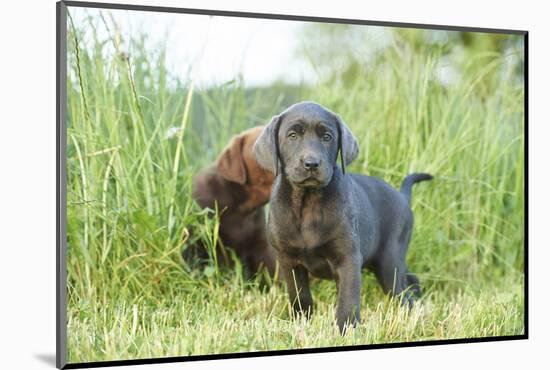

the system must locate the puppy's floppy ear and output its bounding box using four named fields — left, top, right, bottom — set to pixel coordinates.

left=334, top=114, right=359, bottom=175
left=216, top=134, right=246, bottom=184
left=252, top=115, right=282, bottom=175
